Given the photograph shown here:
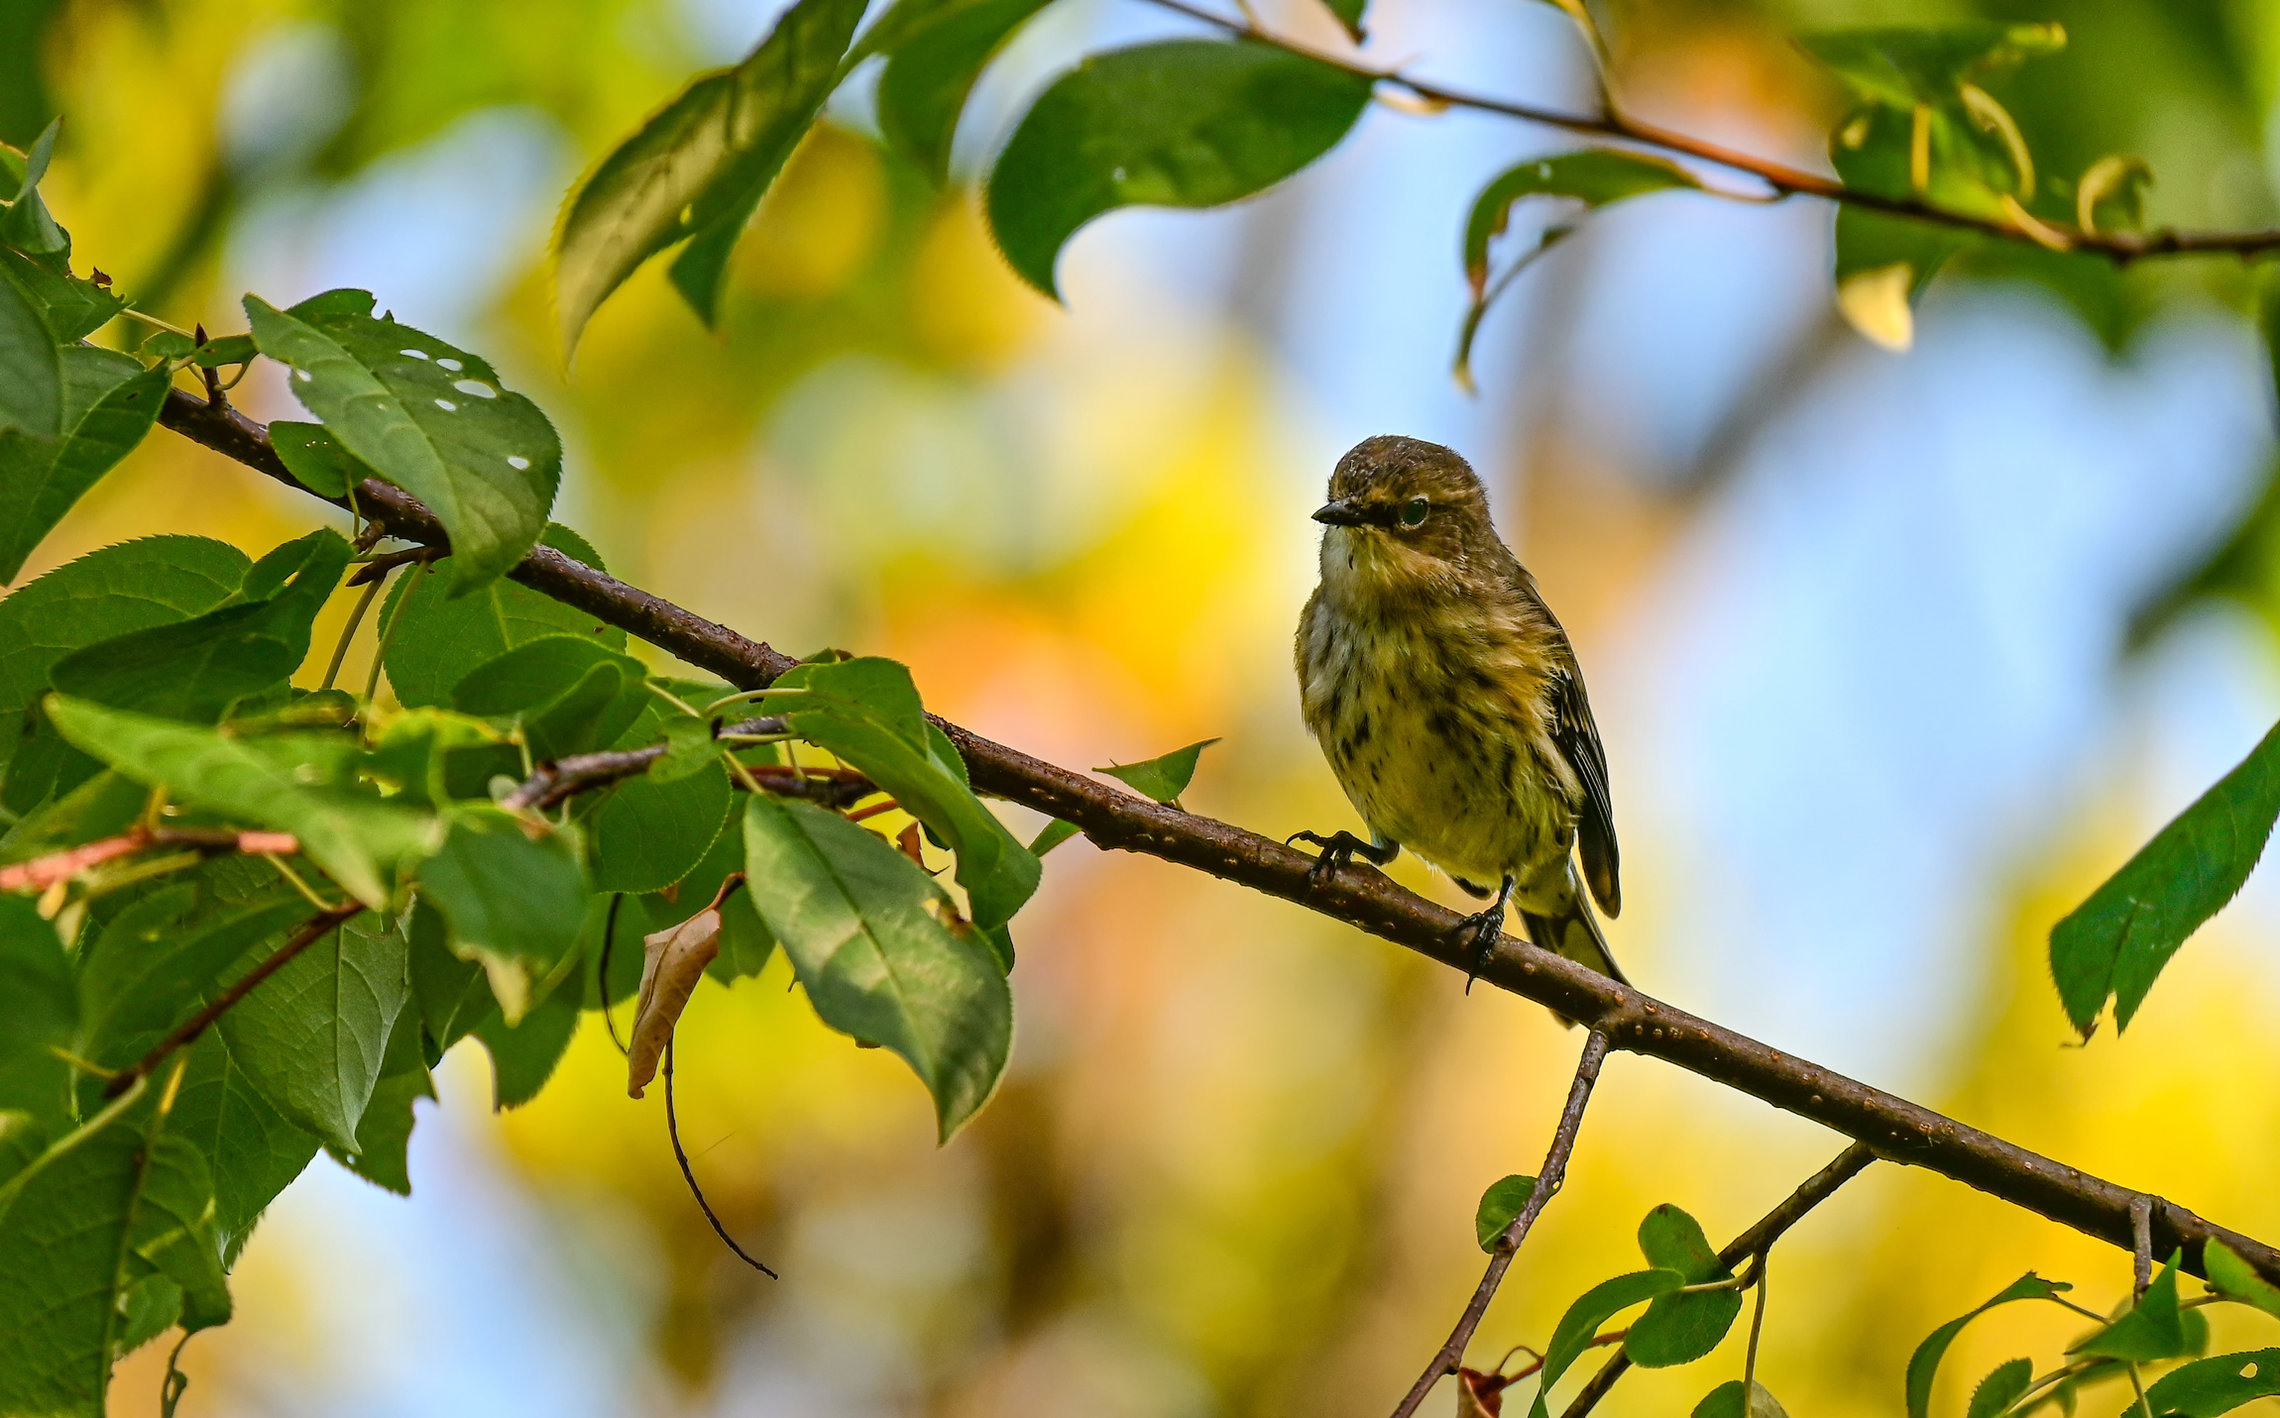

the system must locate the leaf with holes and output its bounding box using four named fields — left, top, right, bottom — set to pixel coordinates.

left=743, top=795, right=1012, bottom=1140
left=554, top=0, right=868, bottom=345
left=2050, top=718, right=2280, bottom=1035
left=2144, top=1349, right=2280, bottom=1416
left=246, top=290, right=561, bottom=596
left=986, top=40, right=1373, bottom=299
left=0, top=346, right=166, bottom=582
left=1906, top=1273, right=2073, bottom=1418
left=1097, top=737, right=1218, bottom=805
